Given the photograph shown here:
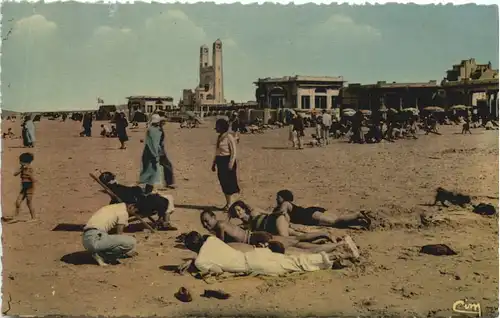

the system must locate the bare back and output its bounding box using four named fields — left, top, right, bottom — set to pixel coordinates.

left=216, top=221, right=249, bottom=243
